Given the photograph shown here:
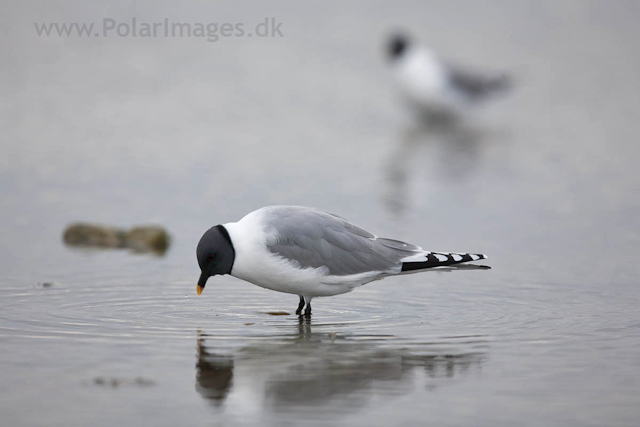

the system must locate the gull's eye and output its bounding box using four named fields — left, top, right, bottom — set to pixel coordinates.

left=208, top=254, right=216, bottom=261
